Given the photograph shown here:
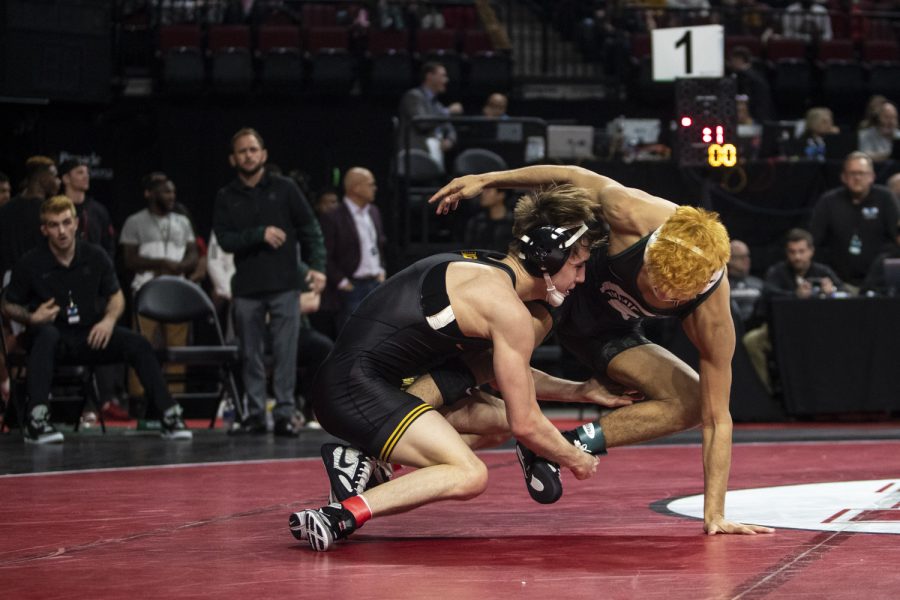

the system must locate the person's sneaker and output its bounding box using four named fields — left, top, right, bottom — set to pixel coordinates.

left=515, top=441, right=563, bottom=504
left=160, top=404, right=192, bottom=441
left=289, top=503, right=358, bottom=552
left=371, top=460, right=394, bottom=488
left=322, top=443, right=376, bottom=503
left=25, top=405, right=64, bottom=445
left=304, top=419, right=322, bottom=430
left=226, top=418, right=267, bottom=435
left=274, top=419, right=300, bottom=438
